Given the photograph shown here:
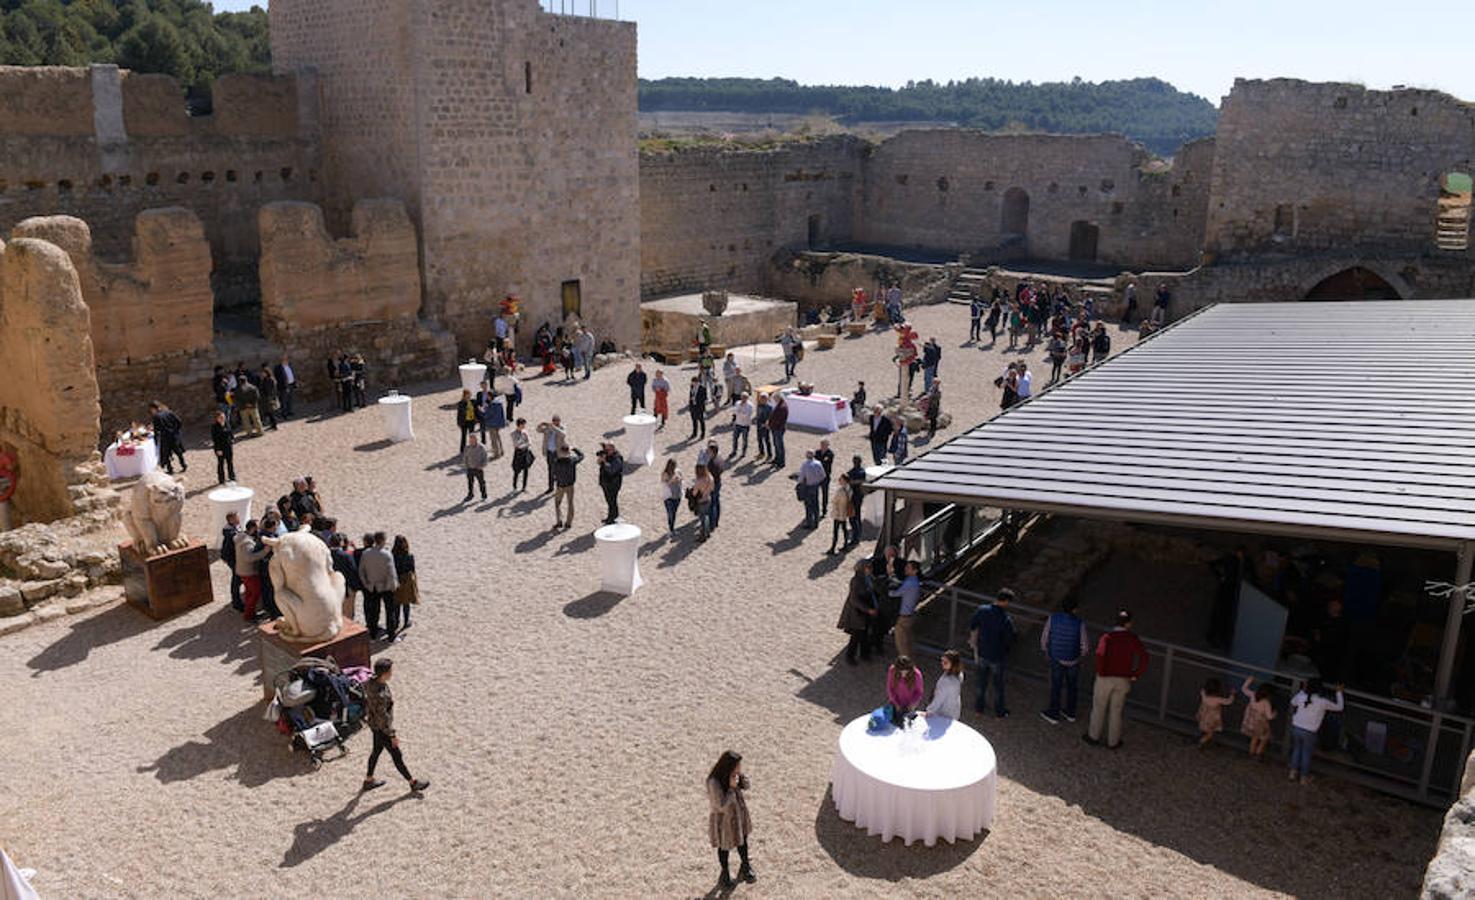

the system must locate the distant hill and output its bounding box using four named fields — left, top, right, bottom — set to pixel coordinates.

left=639, top=76, right=1218, bottom=156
